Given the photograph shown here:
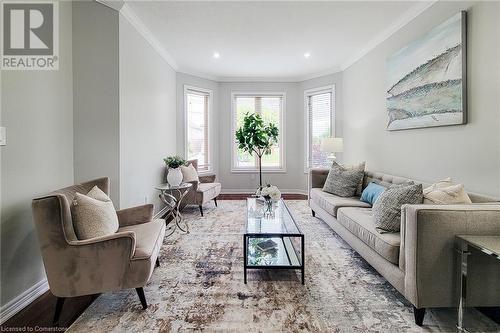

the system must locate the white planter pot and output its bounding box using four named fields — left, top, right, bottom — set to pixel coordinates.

left=167, top=167, right=183, bottom=186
